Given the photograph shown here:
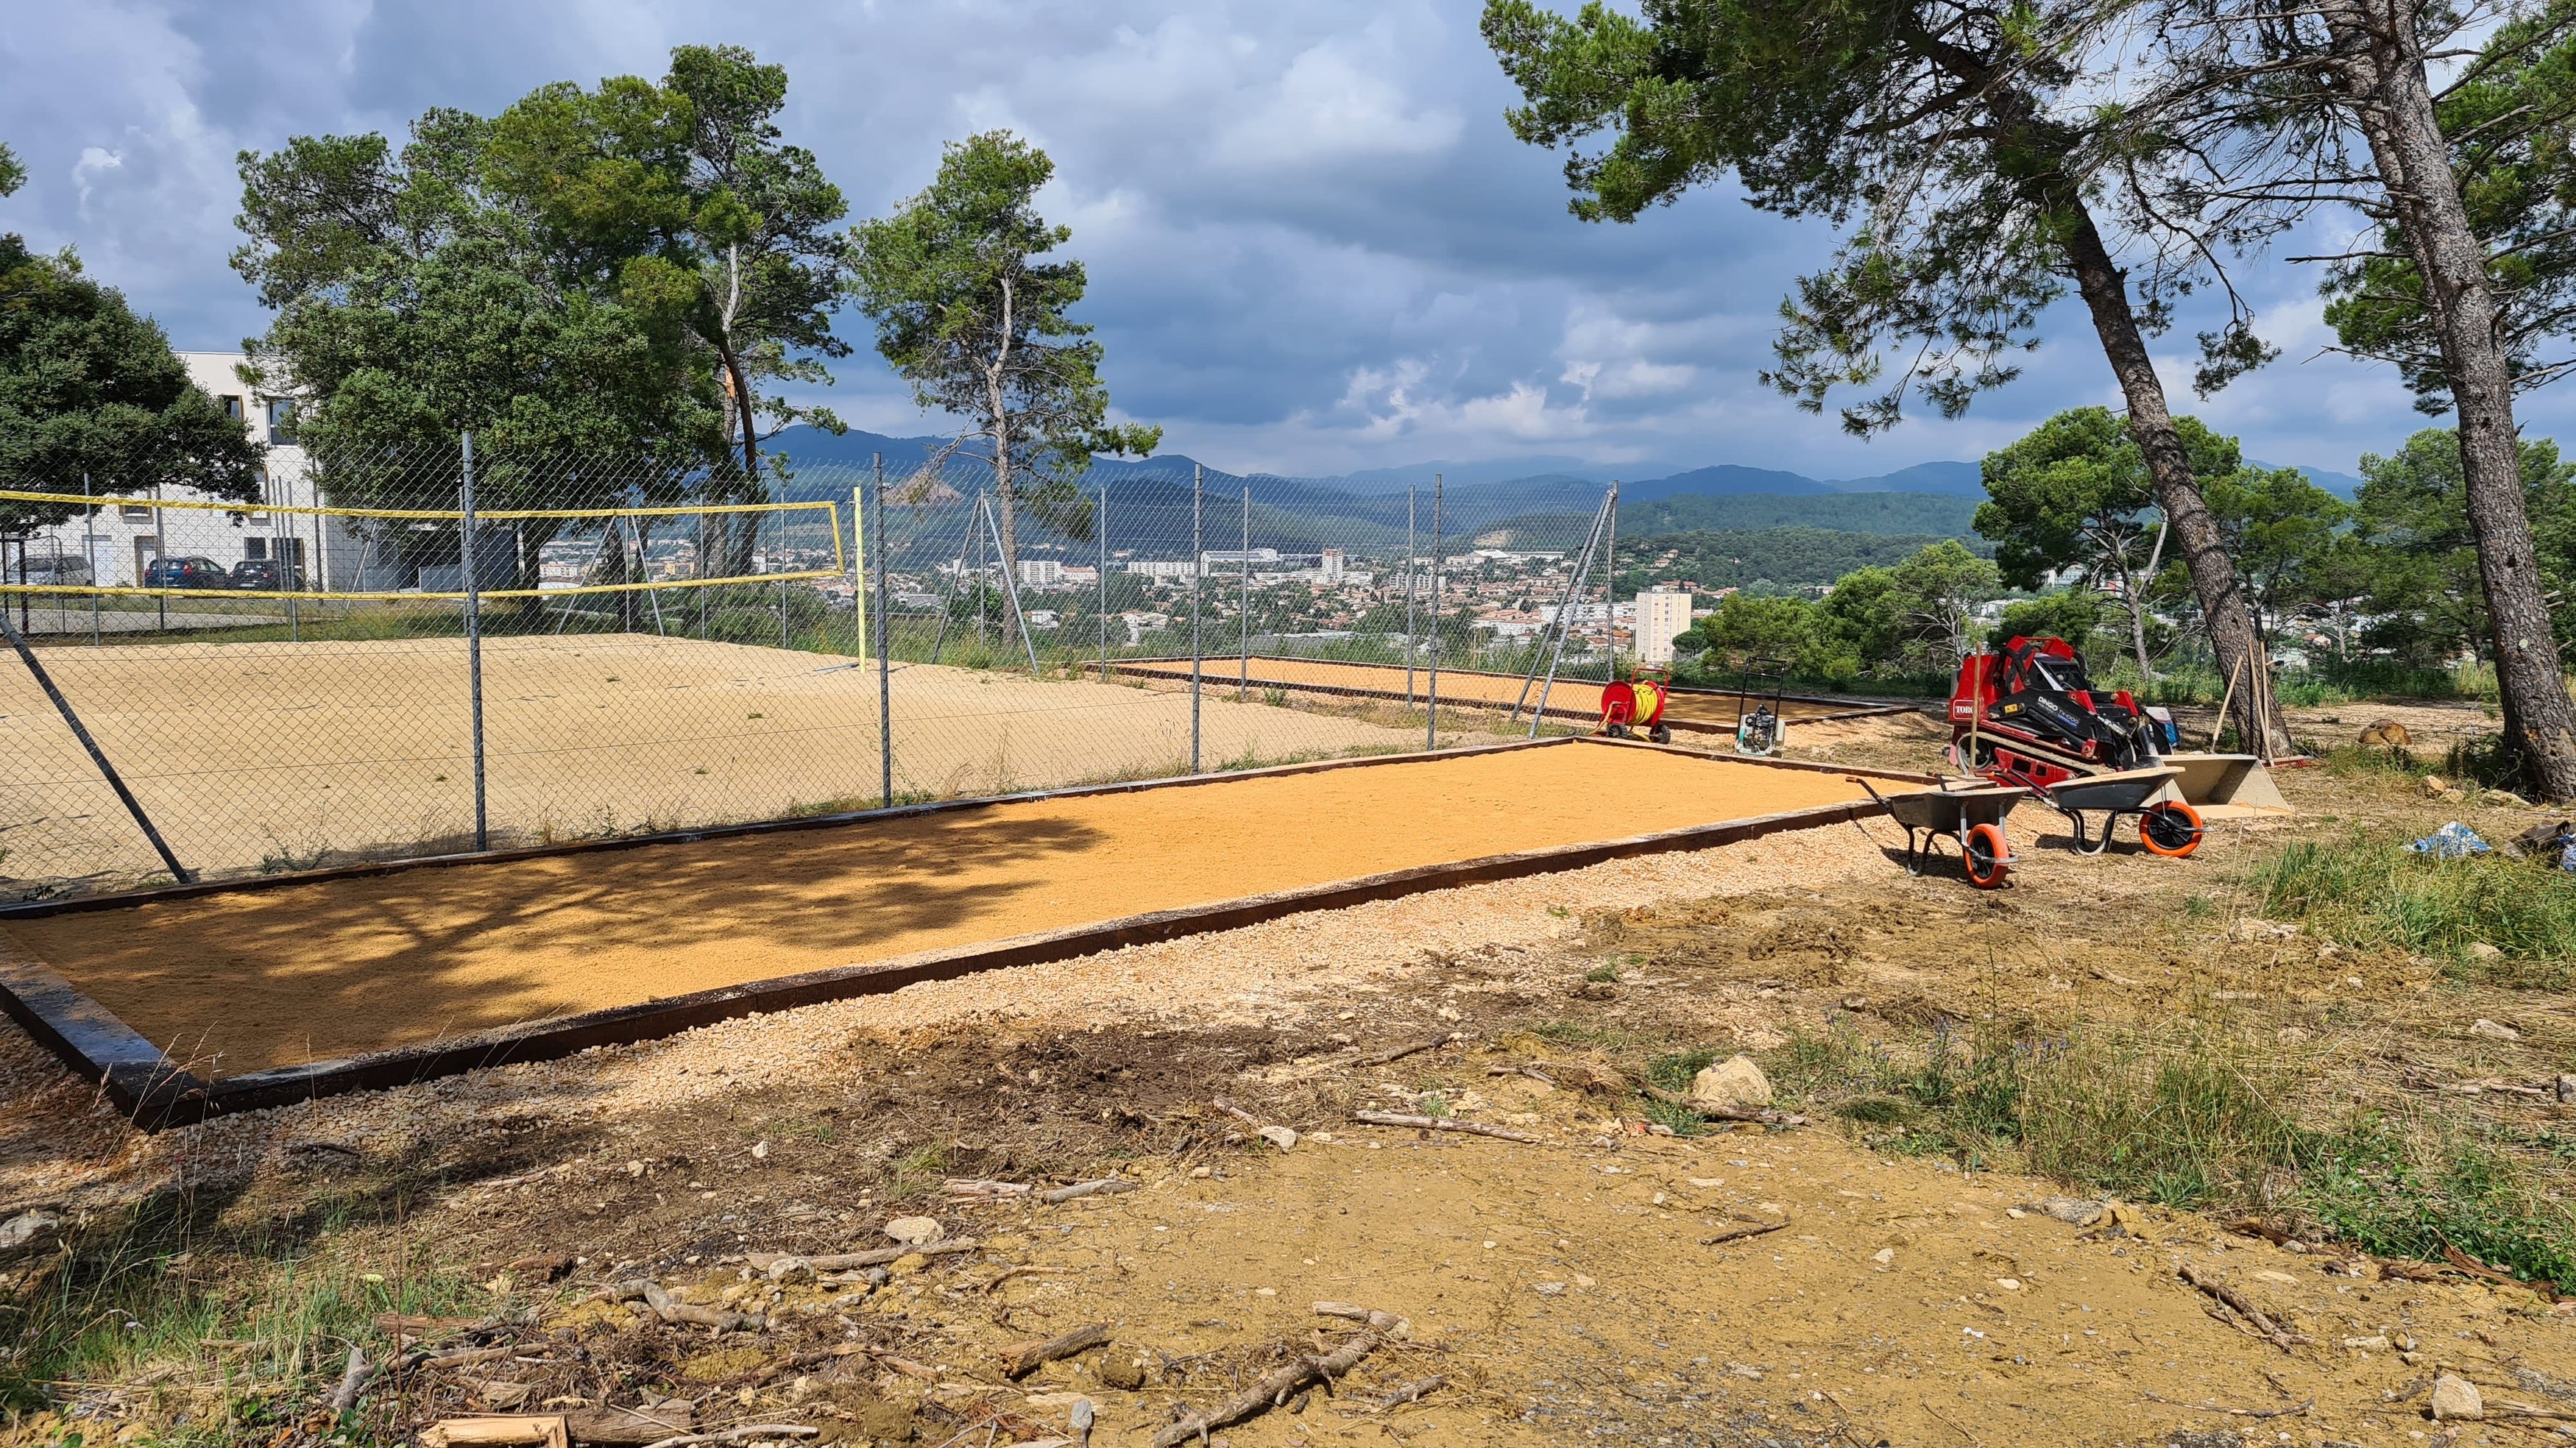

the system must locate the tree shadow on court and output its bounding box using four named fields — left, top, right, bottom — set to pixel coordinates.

left=7, top=808, right=1110, bottom=1078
